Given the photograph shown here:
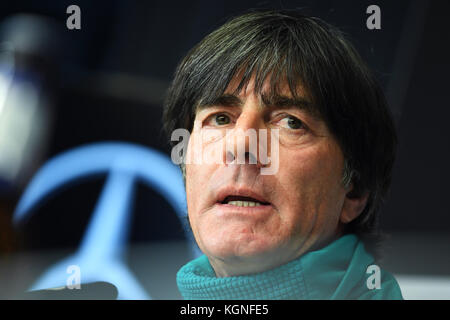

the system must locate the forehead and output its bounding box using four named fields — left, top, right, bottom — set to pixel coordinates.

left=196, top=72, right=319, bottom=119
